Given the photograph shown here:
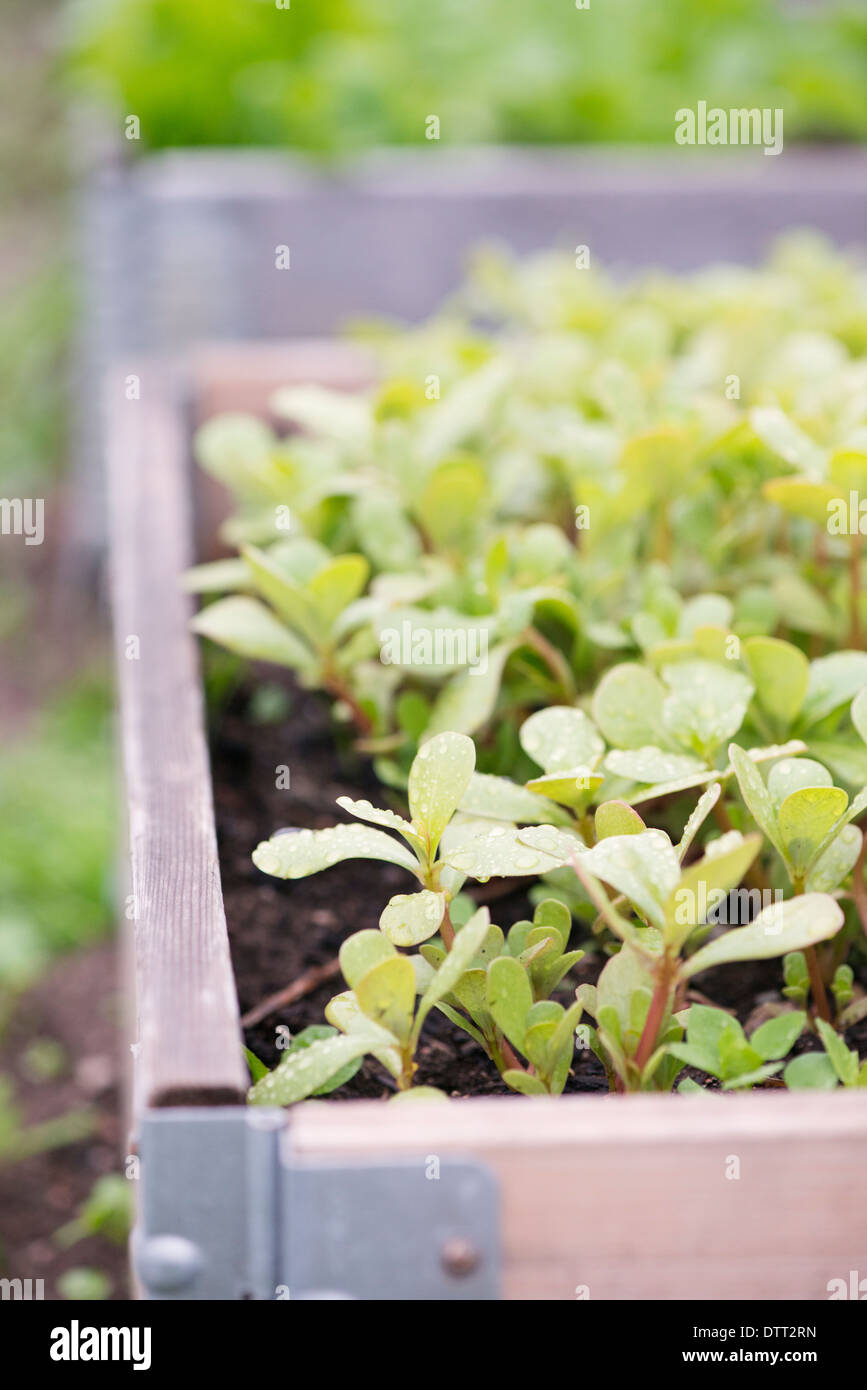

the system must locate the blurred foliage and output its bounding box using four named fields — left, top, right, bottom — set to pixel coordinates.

left=0, top=679, right=114, bottom=990
left=67, top=0, right=867, bottom=151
